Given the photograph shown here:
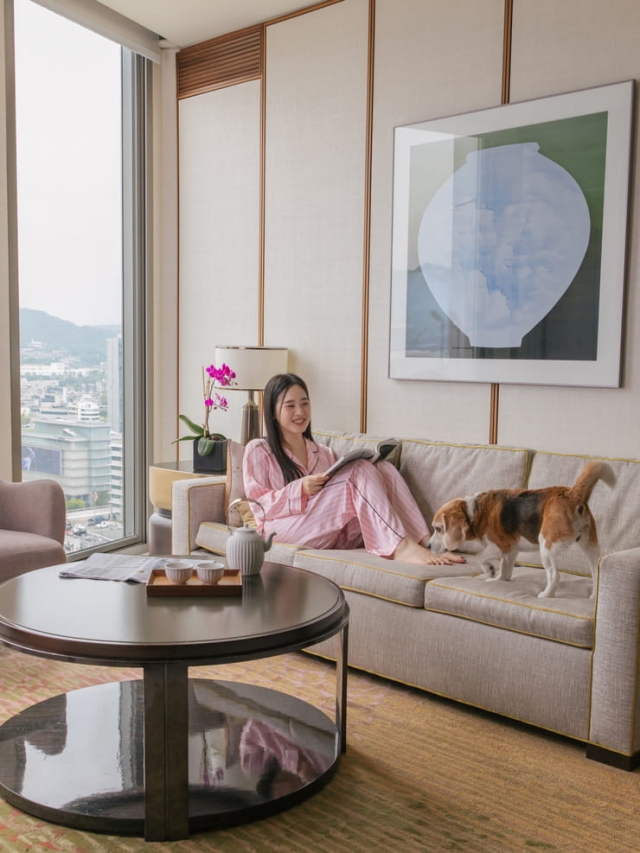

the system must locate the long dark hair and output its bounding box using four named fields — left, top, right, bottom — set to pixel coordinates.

left=263, top=373, right=313, bottom=484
